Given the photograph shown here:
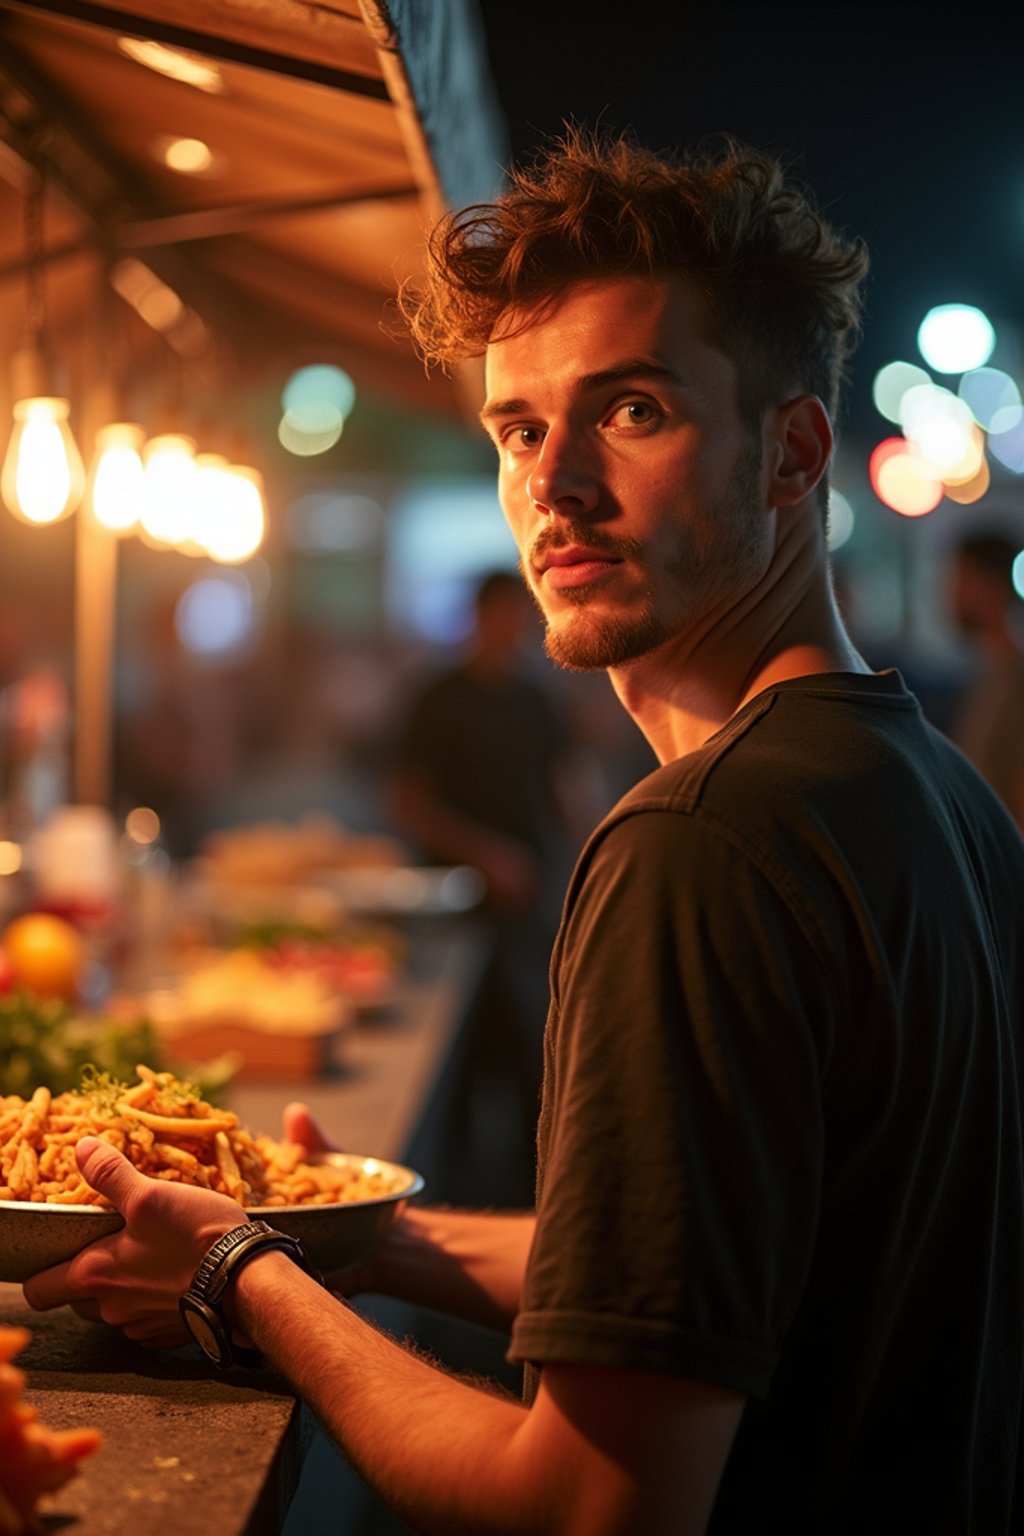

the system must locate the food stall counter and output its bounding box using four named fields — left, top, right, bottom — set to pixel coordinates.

left=2, top=922, right=487, bottom=1535
left=0, top=1286, right=302, bottom=1534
